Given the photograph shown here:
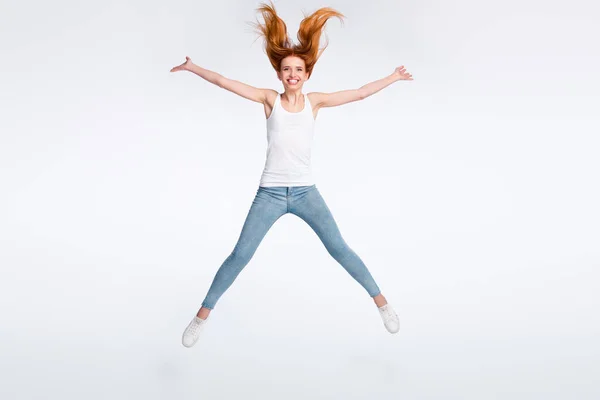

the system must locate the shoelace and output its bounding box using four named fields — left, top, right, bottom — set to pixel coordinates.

left=380, top=306, right=396, bottom=320
left=187, top=319, right=202, bottom=336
